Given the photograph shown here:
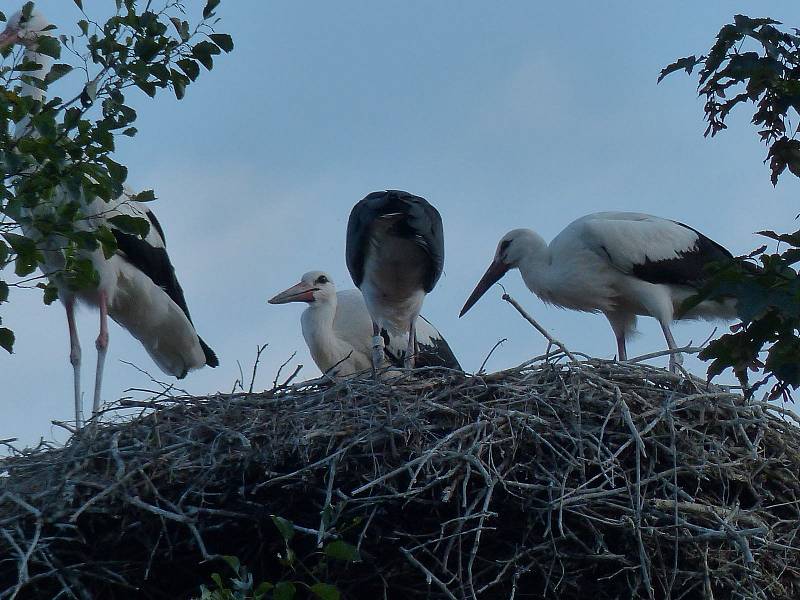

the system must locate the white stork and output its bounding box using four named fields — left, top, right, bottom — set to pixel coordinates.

left=346, top=190, right=446, bottom=371
left=0, top=7, right=218, bottom=427
left=269, top=271, right=461, bottom=377
left=460, top=212, right=739, bottom=372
